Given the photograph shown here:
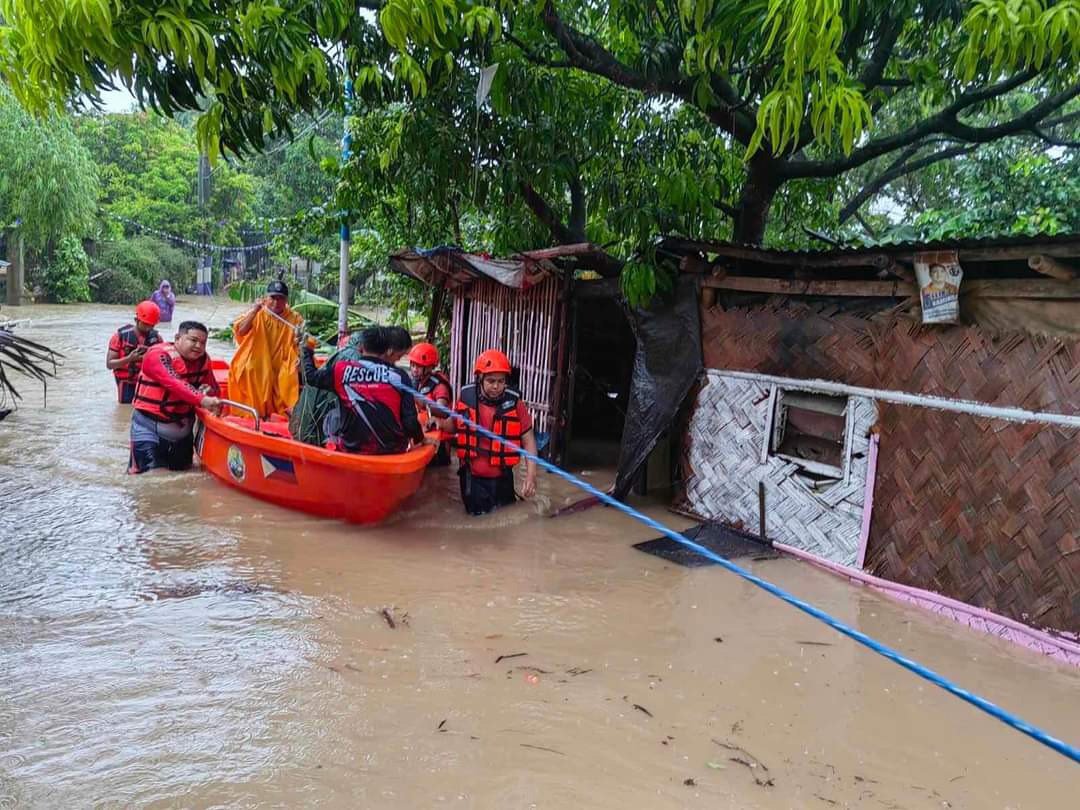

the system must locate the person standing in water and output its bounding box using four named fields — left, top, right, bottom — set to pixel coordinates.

left=449, top=350, right=538, bottom=515
left=408, top=342, right=453, bottom=467
left=128, top=321, right=221, bottom=474
left=151, top=280, right=176, bottom=324
left=228, top=280, right=304, bottom=418
left=106, top=300, right=164, bottom=403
